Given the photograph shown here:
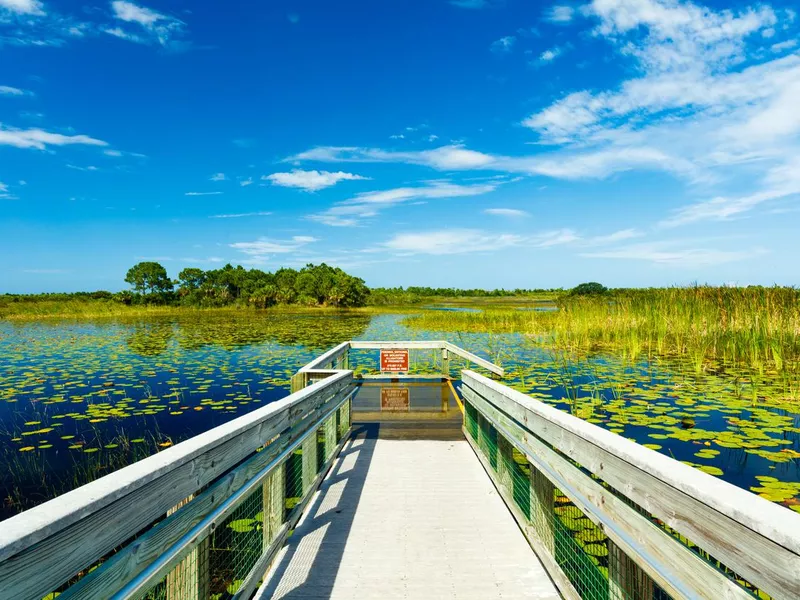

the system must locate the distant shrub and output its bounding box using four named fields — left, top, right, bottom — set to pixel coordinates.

left=570, top=282, right=608, bottom=296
